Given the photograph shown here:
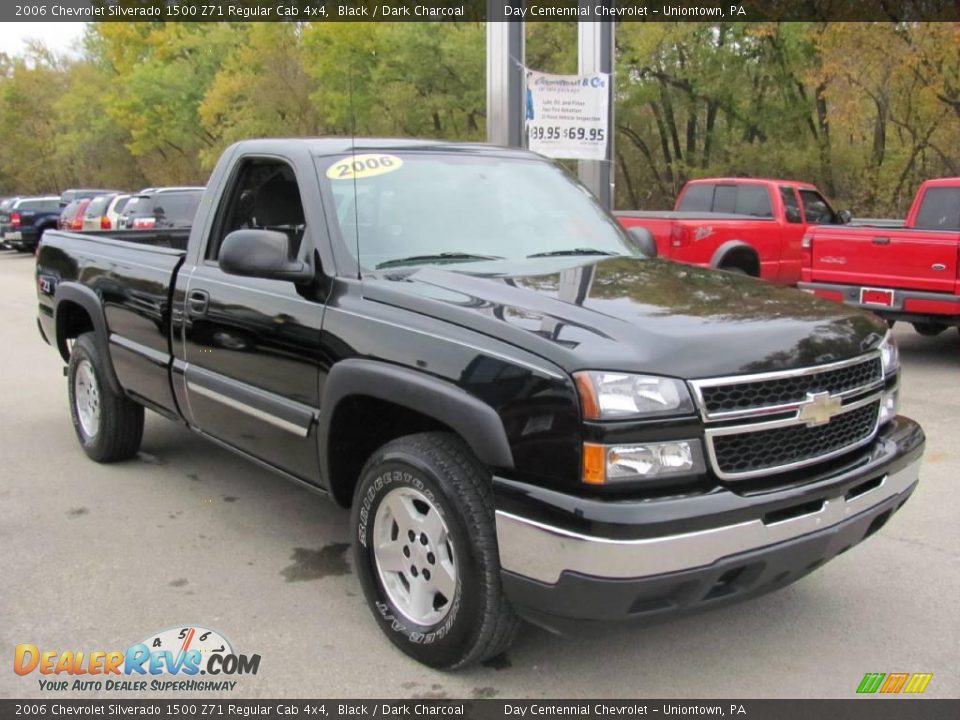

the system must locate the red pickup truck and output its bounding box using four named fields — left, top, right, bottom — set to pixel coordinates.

left=798, top=177, right=960, bottom=335
left=615, top=177, right=850, bottom=284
